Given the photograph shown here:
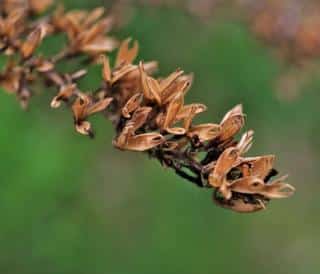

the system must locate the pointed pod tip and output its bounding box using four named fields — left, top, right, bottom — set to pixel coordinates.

left=50, top=98, right=61, bottom=108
